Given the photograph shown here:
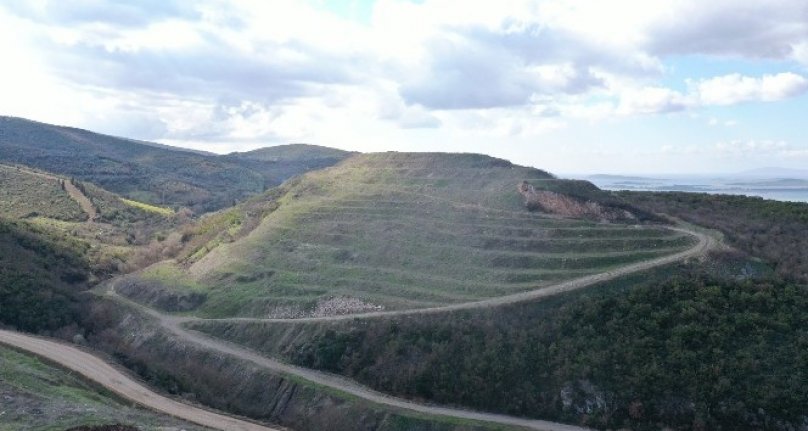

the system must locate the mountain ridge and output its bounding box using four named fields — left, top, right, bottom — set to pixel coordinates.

left=0, top=116, right=350, bottom=213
